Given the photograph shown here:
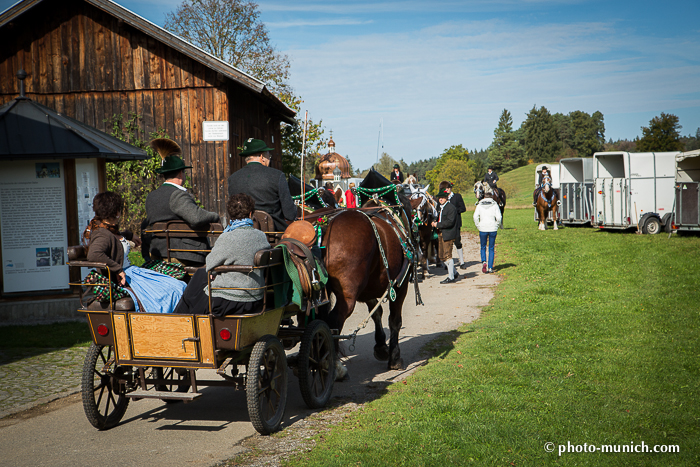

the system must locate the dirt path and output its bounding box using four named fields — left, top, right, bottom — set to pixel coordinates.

left=223, top=232, right=500, bottom=466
